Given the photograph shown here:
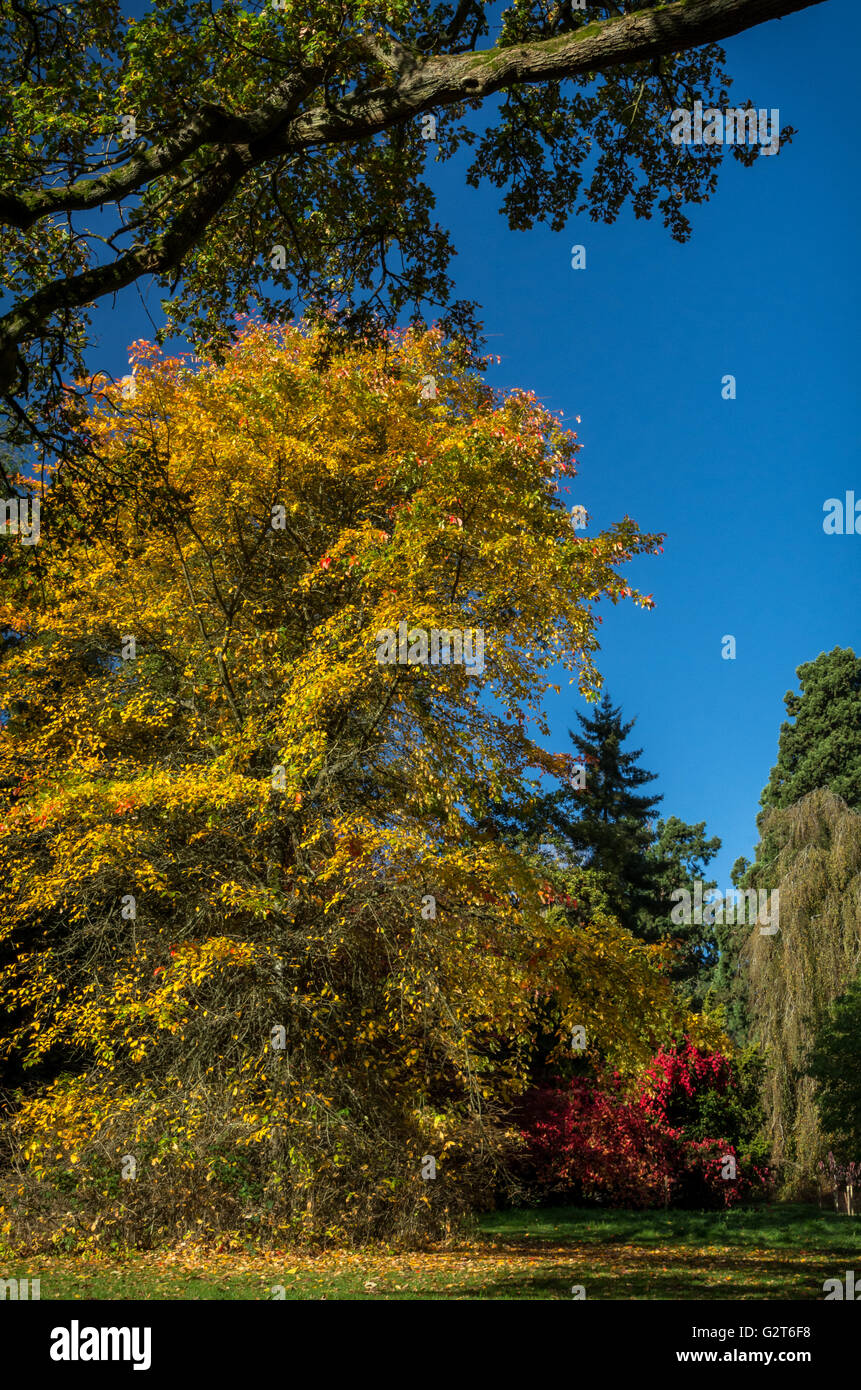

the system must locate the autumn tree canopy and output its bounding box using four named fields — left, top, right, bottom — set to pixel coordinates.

left=0, top=0, right=824, bottom=476
left=0, top=323, right=706, bottom=1246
